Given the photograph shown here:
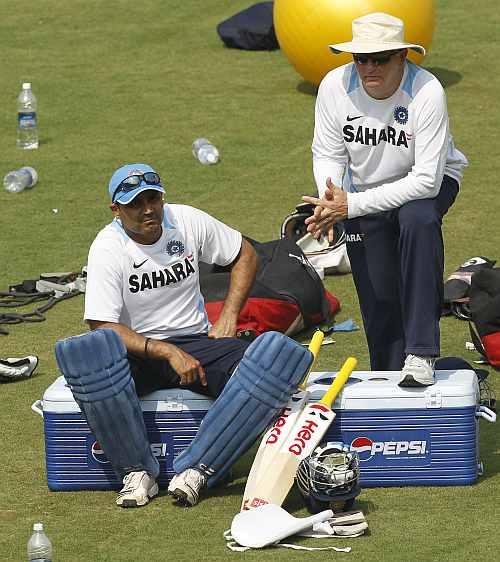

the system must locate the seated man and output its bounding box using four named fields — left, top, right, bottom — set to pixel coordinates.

left=84, top=163, right=258, bottom=507
left=303, top=13, right=468, bottom=386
